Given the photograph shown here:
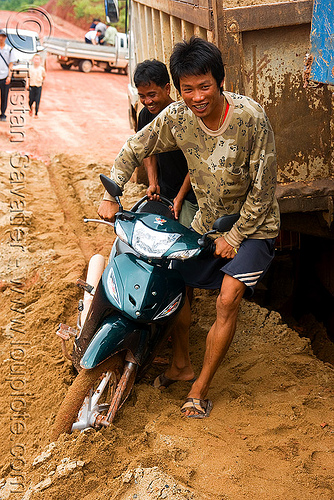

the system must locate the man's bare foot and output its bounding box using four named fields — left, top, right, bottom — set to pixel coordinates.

left=164, top=365, right=195, bottom=383
left=153, top=372, right=196, bottom=389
